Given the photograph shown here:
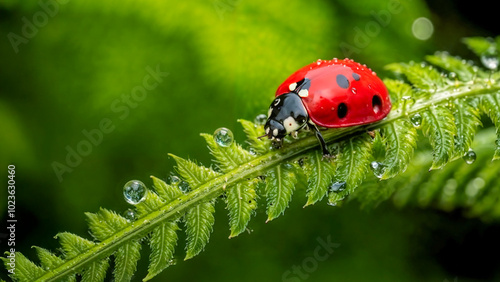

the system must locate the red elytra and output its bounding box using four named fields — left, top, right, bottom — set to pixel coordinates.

left=276, top=58, right=391, bottom=128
